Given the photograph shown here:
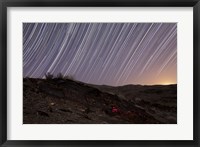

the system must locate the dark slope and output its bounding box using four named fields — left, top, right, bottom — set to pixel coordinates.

left=23, top=78, right=176, bottom=124
left=90, top=84, right=177, bottom=123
